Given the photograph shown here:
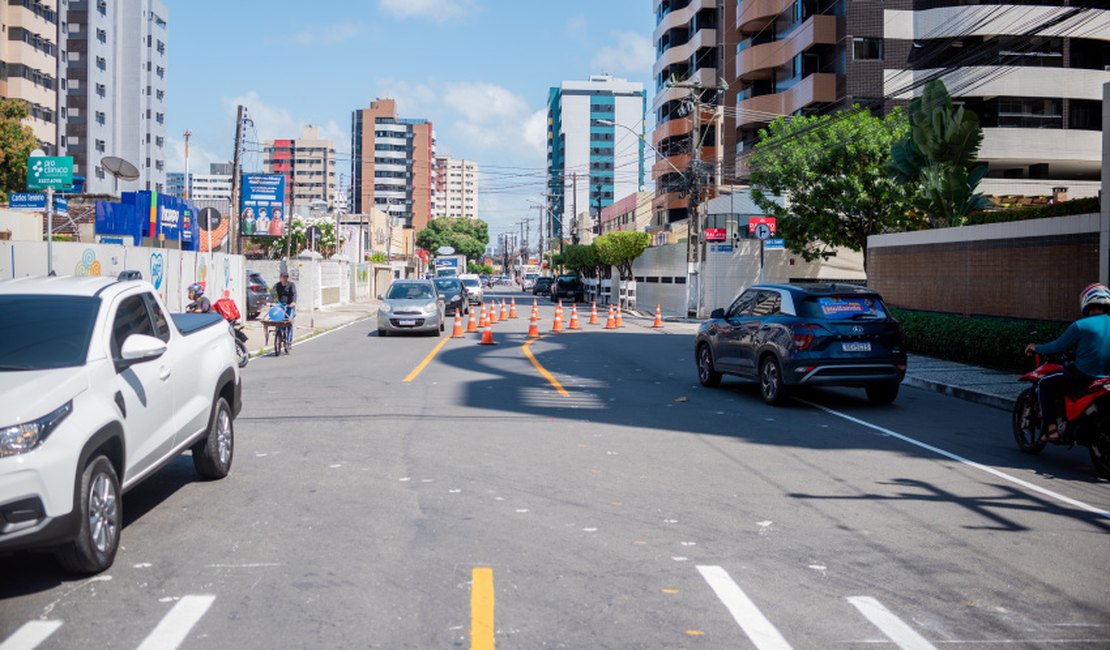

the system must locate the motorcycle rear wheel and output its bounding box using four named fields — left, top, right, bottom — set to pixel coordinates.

left=1088, top=417, right=1110, bottom=479
left=1013, top=388, right=1046, bottom=454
